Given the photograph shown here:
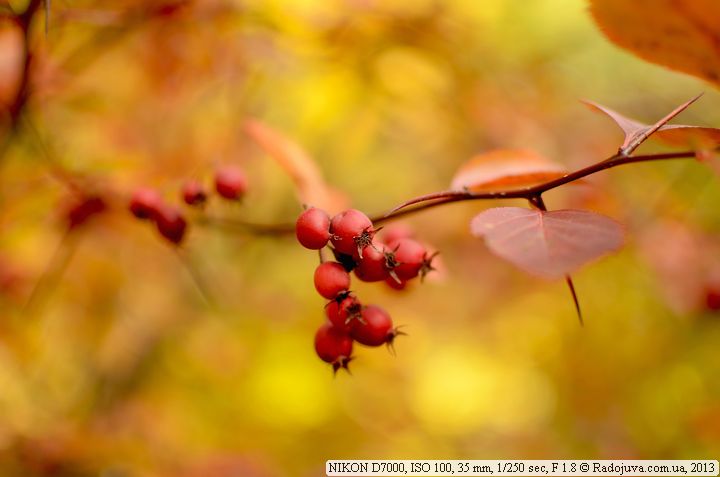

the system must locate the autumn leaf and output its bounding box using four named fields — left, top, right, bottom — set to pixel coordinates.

left=589, top=0, right=720, bottom=86
left=243, top=119, right=348, bottom=214
left=470, top=207, right=625, bottom=279
left=450, top=149, right=567, bottom=191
